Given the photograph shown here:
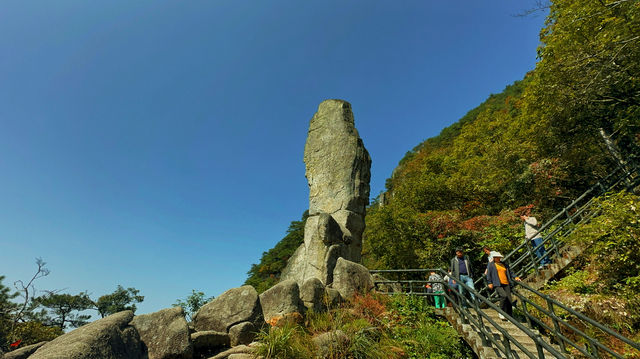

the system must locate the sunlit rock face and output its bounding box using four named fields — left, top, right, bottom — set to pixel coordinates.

left=282, top=99, right=371, bottom=286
